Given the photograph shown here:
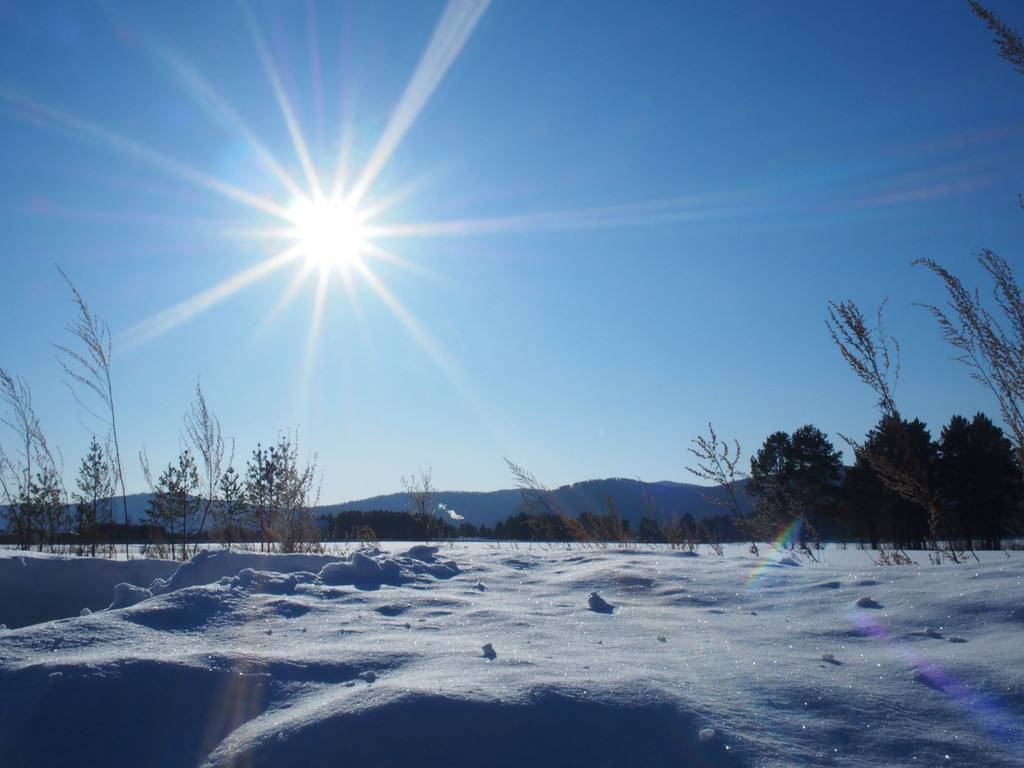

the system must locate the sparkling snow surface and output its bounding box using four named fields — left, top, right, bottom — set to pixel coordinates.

left=0, top=543, right=1022, bottom=767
